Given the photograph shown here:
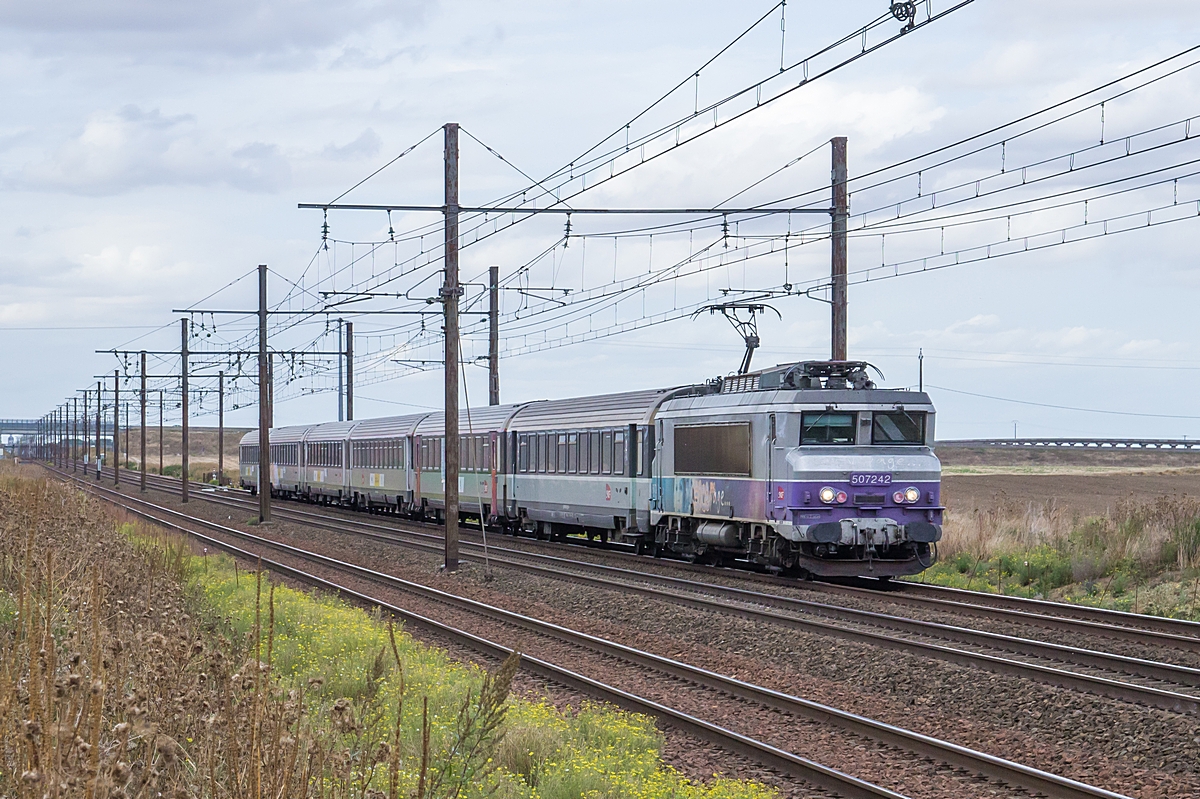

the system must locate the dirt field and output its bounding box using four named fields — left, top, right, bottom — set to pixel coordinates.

left=110, top=426, right=252, bottom=467
left=937, top=446, right=1200, bottom=518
